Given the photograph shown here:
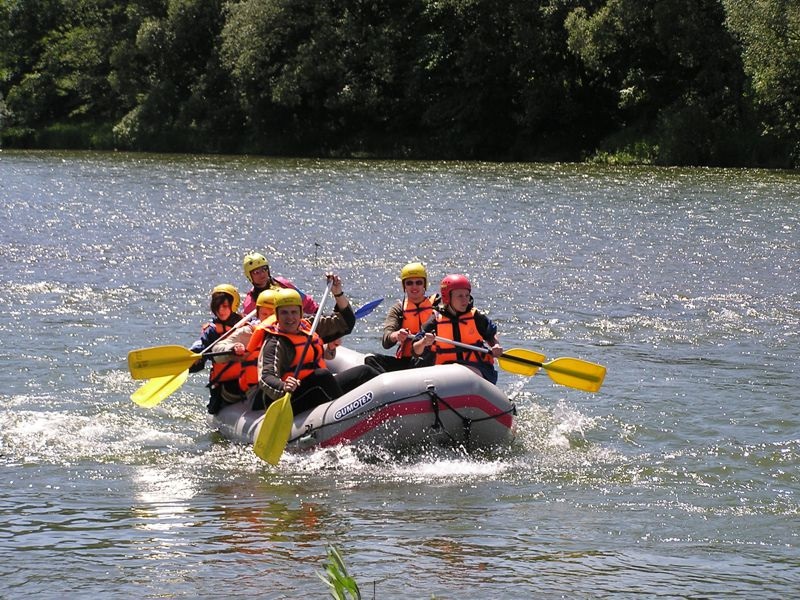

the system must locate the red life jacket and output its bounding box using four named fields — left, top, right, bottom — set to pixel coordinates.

left=433, top=309, right=495, bottom=369
left=397, top=296, right=434, bottom=358
left=267, top=321, right=326, bottom=381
